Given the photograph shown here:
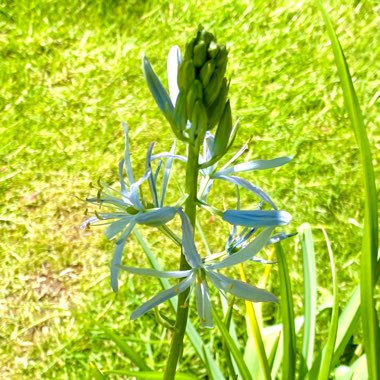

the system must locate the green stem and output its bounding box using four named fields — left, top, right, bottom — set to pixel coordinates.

left=164, top=142, right=200, bottom=379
